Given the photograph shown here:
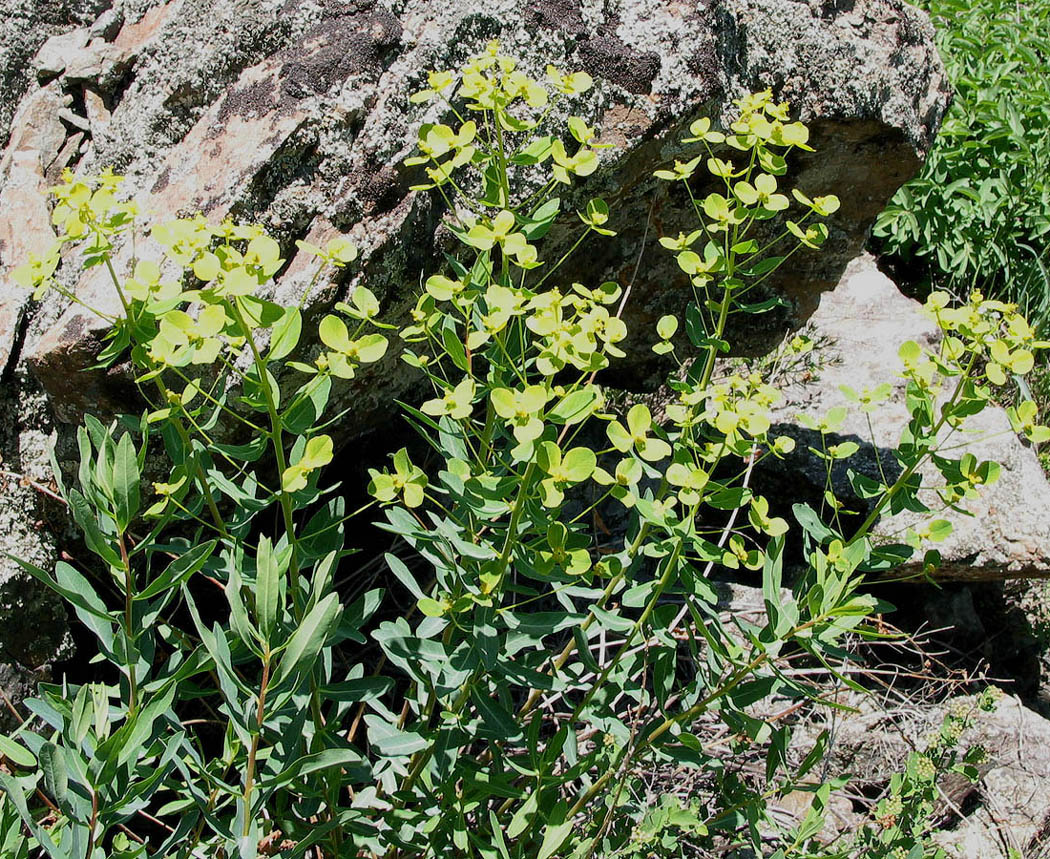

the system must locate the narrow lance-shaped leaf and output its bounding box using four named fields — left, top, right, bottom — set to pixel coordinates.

left=255, top=536, right=280, bottom=640
left=112, top=431, right=141, bottom=532
left=270, top=593, right=342, bottom=689
left=137, top=540, right=217, bottom=601
left=38, top=743, right=68, bottom=808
